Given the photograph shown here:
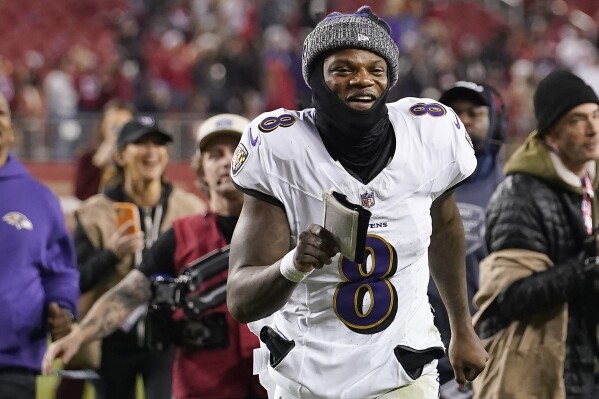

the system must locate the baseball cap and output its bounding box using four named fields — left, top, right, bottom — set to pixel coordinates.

left=117, top=116, right=173, bottom=150
left=196, top=113, right=249, bottom=151
left=439, top=81, right=490, bottom=107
